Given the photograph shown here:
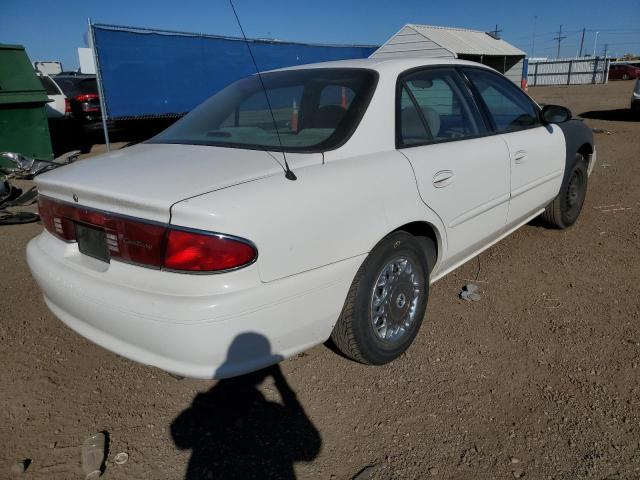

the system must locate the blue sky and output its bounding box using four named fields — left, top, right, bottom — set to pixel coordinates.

left=1, top=0, right=639, bottom=69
